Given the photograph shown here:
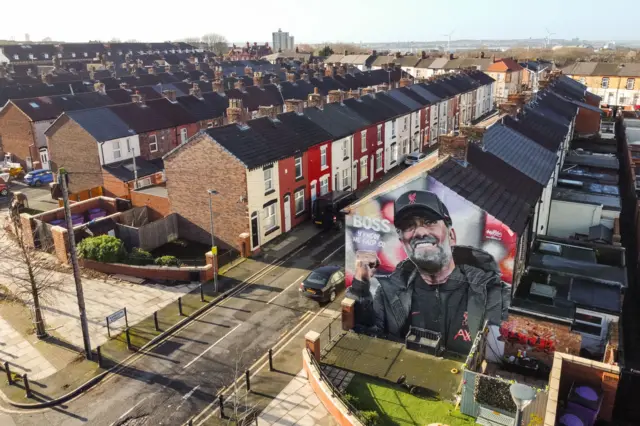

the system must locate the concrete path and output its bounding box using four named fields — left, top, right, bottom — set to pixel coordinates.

left=0, top=317, right=56, bottom=380
left=258, top=369, right=336, bottom=426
